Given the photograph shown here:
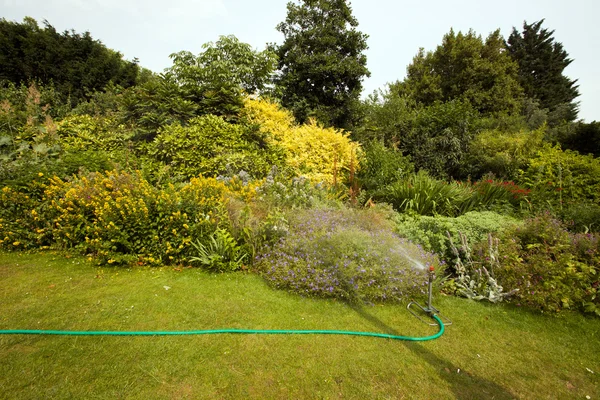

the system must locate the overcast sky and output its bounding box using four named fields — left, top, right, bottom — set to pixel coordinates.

left=2, top=0, right=598, bottom=122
